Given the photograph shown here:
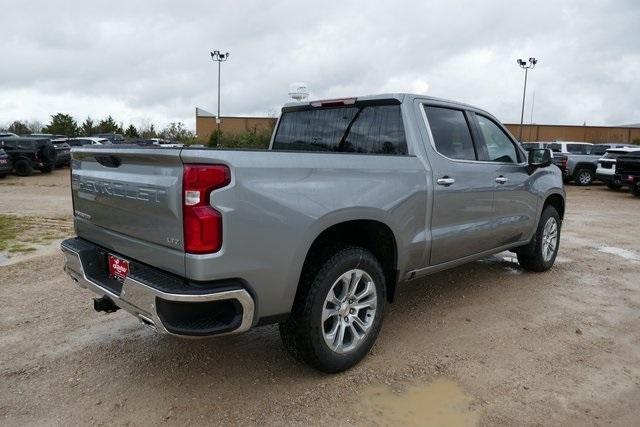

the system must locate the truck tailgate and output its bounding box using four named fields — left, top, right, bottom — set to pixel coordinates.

left=71, top=147, right=184, bottom=251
